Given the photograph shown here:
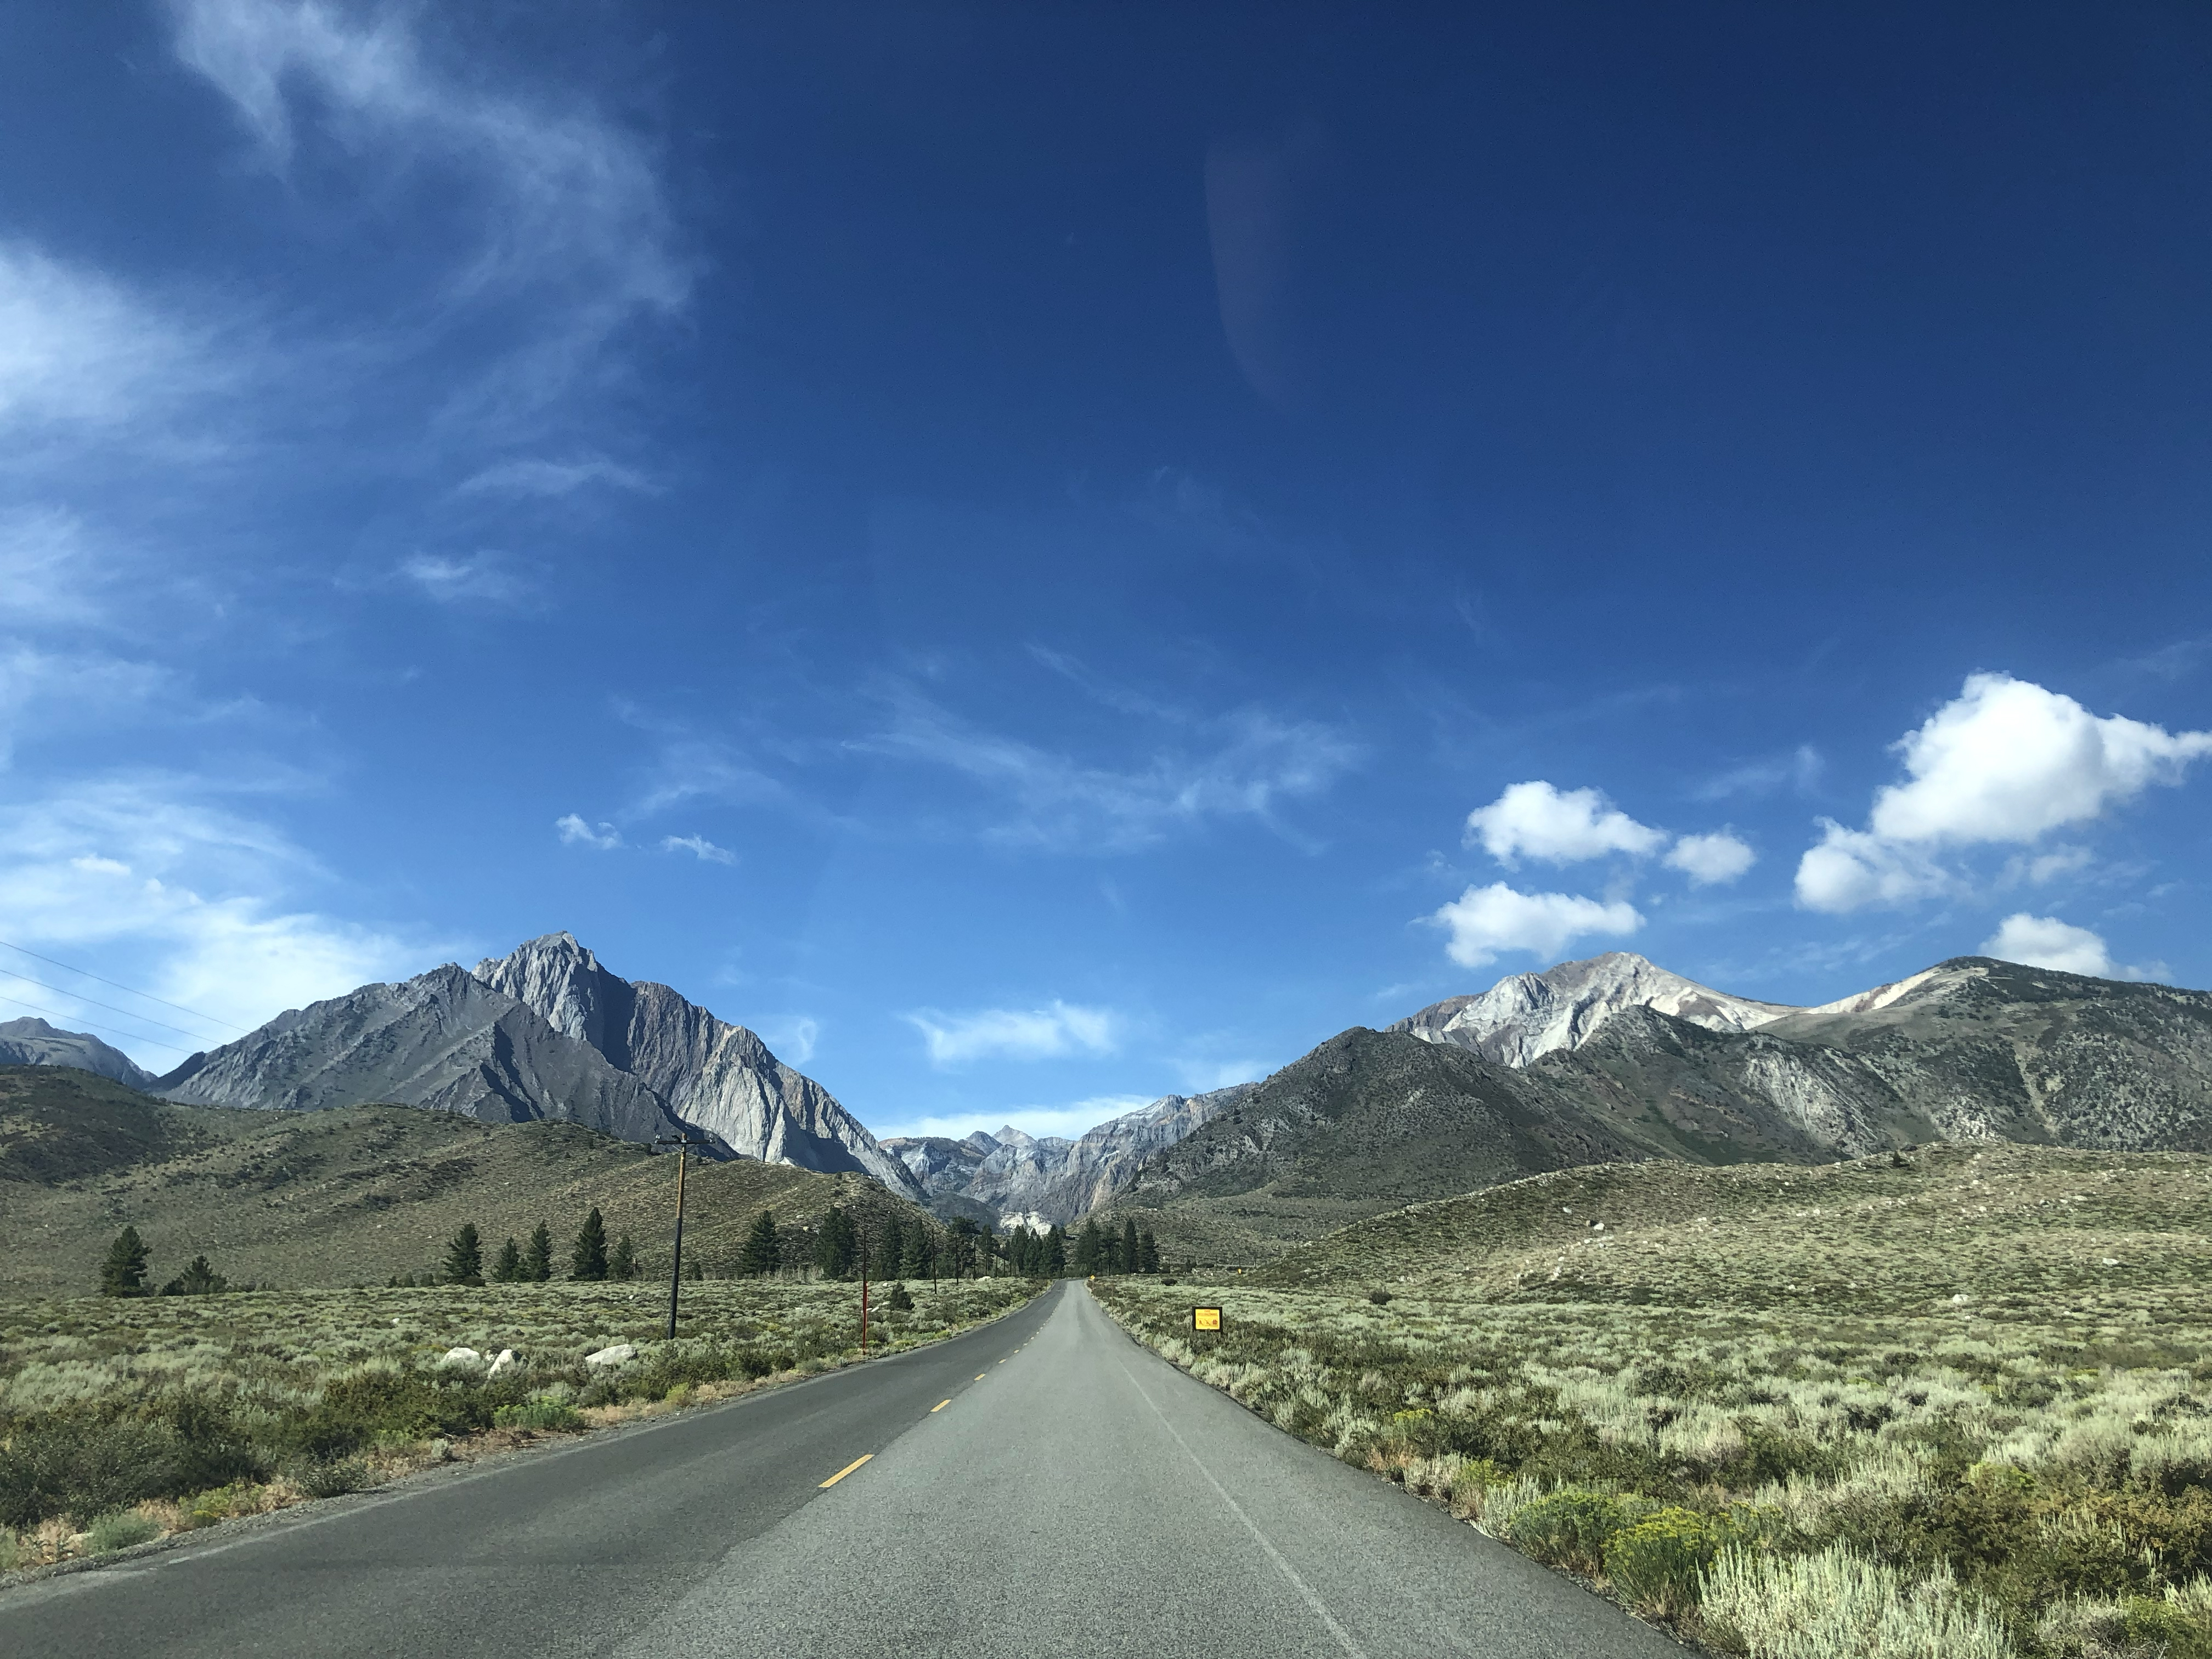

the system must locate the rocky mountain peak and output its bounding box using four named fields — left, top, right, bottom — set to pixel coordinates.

left=1391, top=950, right=1802, bottom=1067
